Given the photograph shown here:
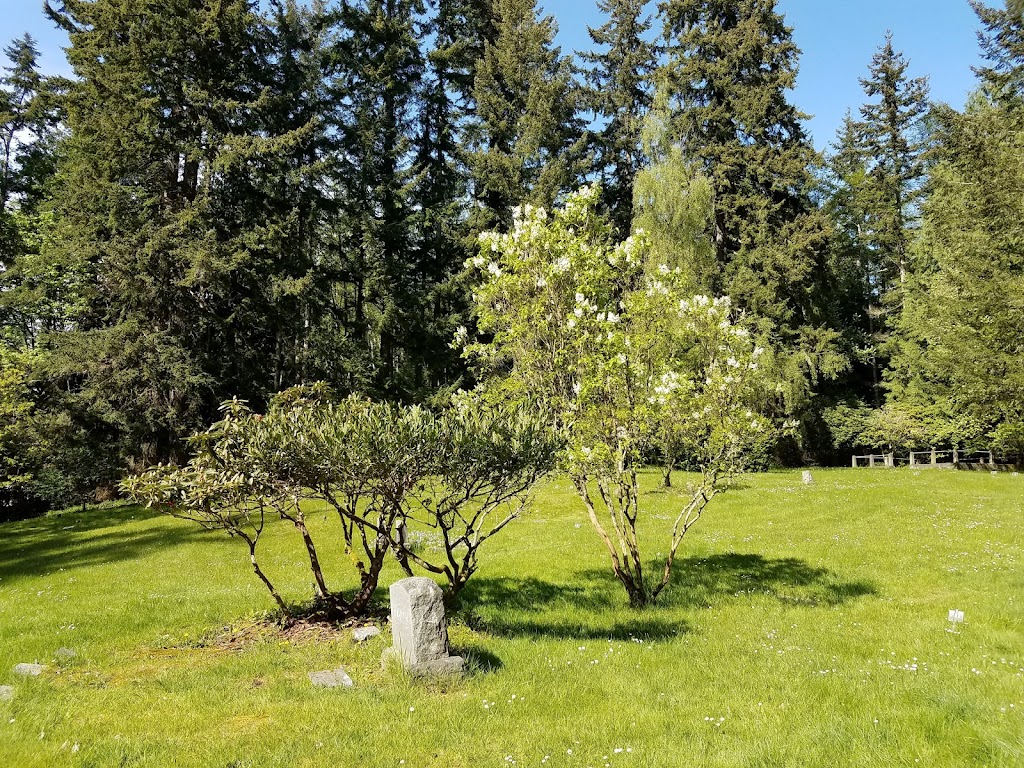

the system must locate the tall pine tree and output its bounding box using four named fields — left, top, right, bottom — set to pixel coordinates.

left=466, top=0, right=584, bottom=236
left=887, top=3, right=1024, bottom=453
left=658, top=0, right=844, bottom=449
left=40, top=0, right=316, bottom=469
left=658, top=0, right=832, bottom=338
left=824, top=36, right=930, bottom=407
left=580, top=0, right=658, bottom=237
